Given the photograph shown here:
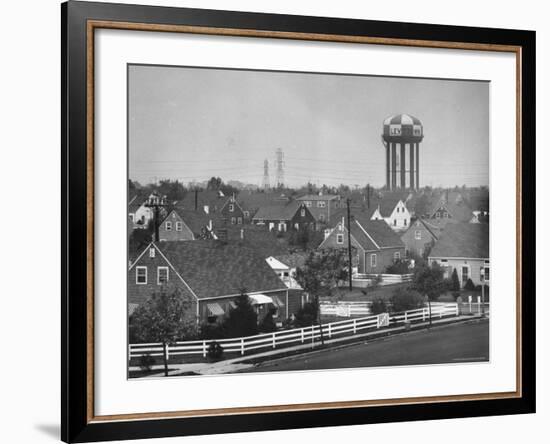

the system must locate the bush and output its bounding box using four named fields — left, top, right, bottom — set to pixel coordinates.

left=199, top=322, right=226, bottom=340
left=294, top=302, right=319, bottom=327
left=452, top=291, right=461, bottom=301
left=370, top=298, right=388, bottom=315
left=139, top=353, right=155, bottom=372
left=259, top=312, right=277, bottom=333
left=390, top=288, right=425, bottom=313
left=207, top=341, right=224, bottom=361
left=222, top=292, right=258, bottom=338
left=385, top=259, right=410, bottom=275
left=464, top=278, right=476, bottom=290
